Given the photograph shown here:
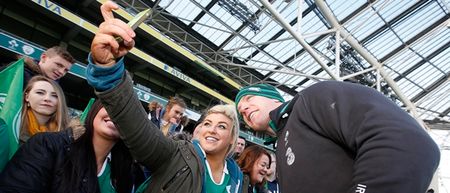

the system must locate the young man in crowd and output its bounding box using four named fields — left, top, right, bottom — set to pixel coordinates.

left=235, top=83, right=440, bottom=193
left=23, top=46, right=75, bottom=87
left=233, top=136, right=246, bottom=160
